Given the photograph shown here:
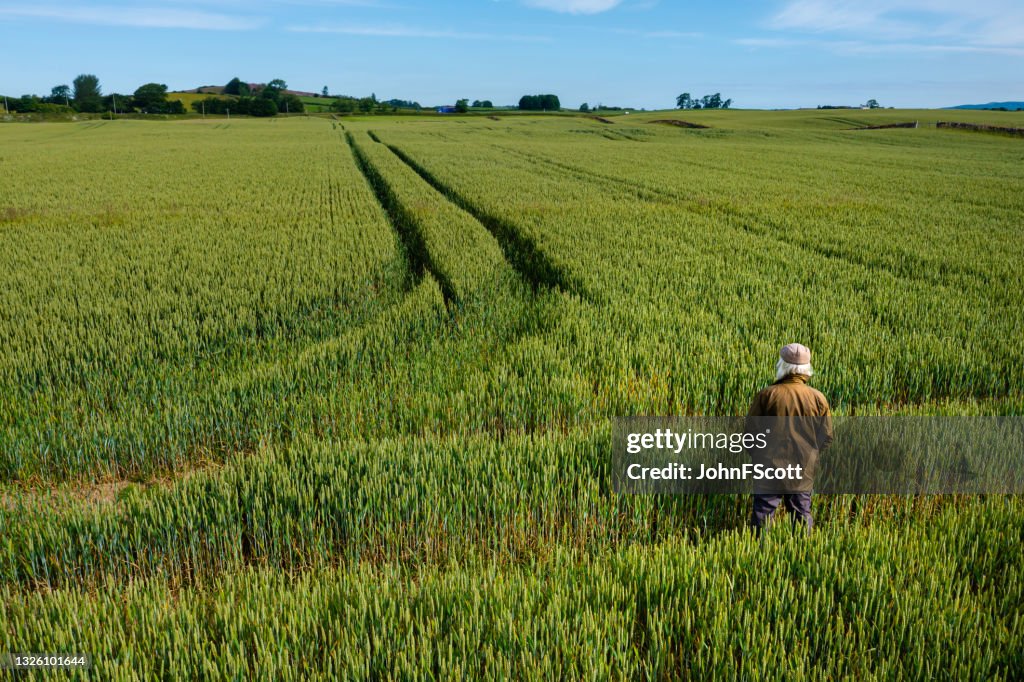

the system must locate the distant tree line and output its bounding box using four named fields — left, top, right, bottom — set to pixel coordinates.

left=192, top=77, right=304, bottom=117
left=579, top=103, right=638, bottom=112
left=330, top=96, right=377, bottom=114
left=329, top=93, right=385, bottom=114
left=676, top=93, right=732, bottom=110
left=325, top=93, right=425, bottom=115
left=3, top=74, right=186, bottom=114
left=518, top=94, right=561, bottom=111
left=3, top=74, right=317, bottom=118
left=433, top=99, right=493, bottom=114
left=816, top=99, right=882, bottom=110
left=386, top=99, right=422, bottom=110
